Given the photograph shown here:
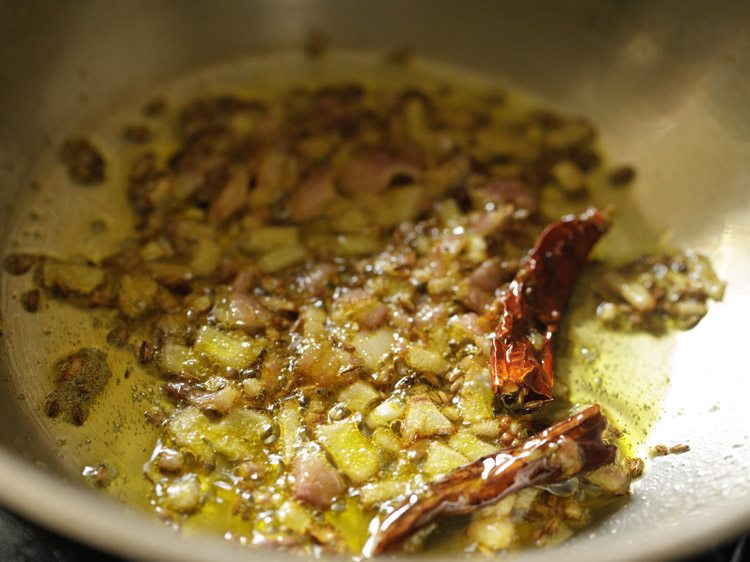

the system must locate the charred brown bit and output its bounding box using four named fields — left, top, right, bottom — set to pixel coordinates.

left=2, top=253, right=40, bottom=275
left=122, top=124, right=152, bottom=144
left=59, top=137, right=106, bottom=185
left=138, top=341, right=156, bottom=364
left=491, top=208, right=610, bottom=410
left=596, top=252, right=724, bottom=332
left=144, top=406, right=168, bottom=427
left=106, top=323, right=129, bottom=347
left=608, top=165, right=636, bottom=187
left=20, top=289, right=41, bottom=312
left=44, top=348, right=112, bottom=425
left=363, top=405, right=615, bottom=556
